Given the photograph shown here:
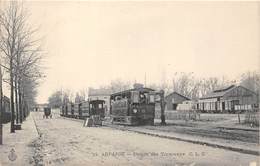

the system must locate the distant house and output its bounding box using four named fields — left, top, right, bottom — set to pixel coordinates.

left=33, top=103, right=49, bottom=111
left=88, top=88, right=112, bottom=117
left=198, top=85, right=258, bottom=113
left=165, top=92, right=190, bottom=111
